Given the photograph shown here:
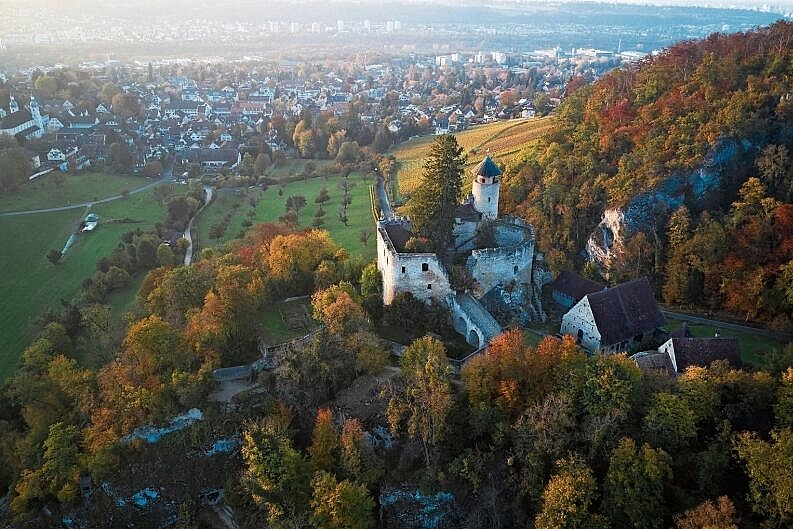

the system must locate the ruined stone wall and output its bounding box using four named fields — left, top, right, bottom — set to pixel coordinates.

left=466, top=218, right=535, bottom=295
left=377, top=220, right=452, bottom=305
left=452, top=219, right=479, bottom=251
